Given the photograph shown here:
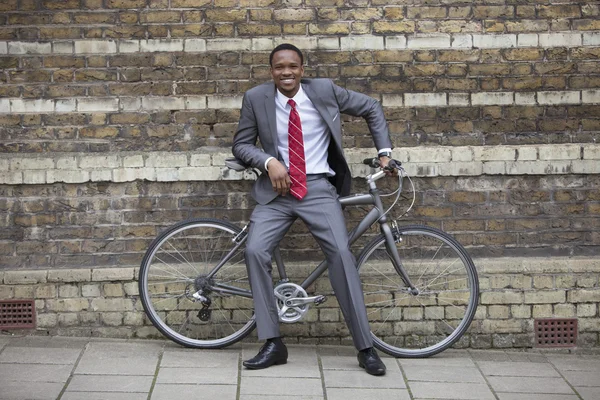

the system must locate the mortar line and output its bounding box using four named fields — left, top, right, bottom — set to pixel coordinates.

left=317, top=346, right=328, bottom=400
left=56, top=338, right=90, bottom=400
left=146, top=344, right=164, bottom=400
left=470, top=350, right=502, bottom=400
left=546, top=353, right=585, bottom=400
